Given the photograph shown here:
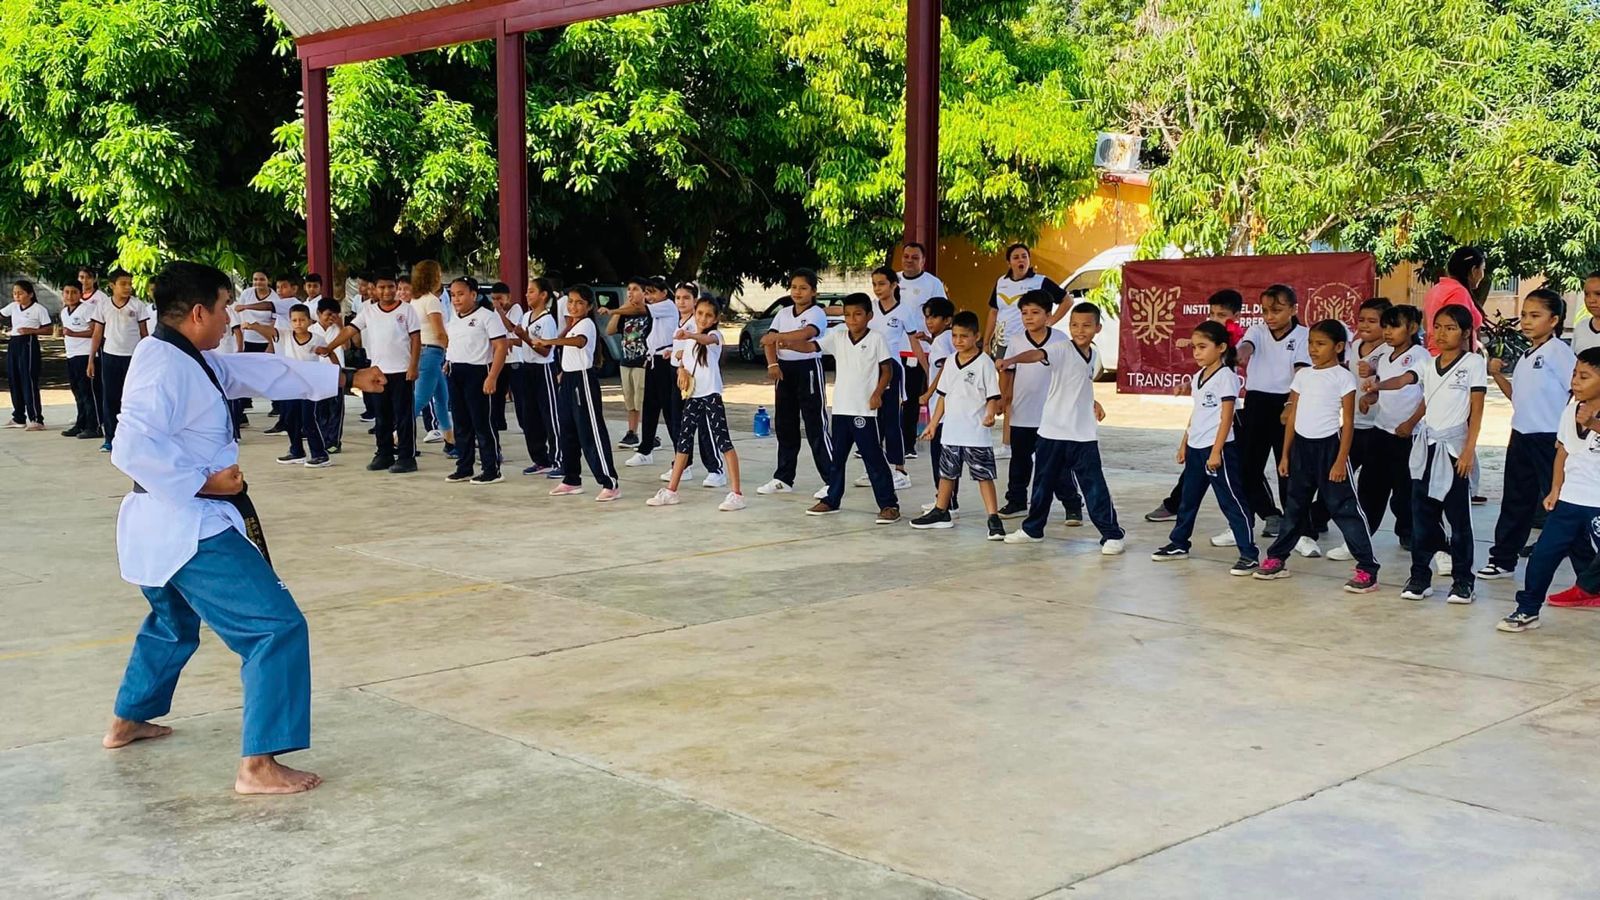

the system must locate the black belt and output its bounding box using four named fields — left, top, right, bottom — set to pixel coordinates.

left=423, top=343, right=445, bottom=350
left=131, top=481, right=272, bottom=564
